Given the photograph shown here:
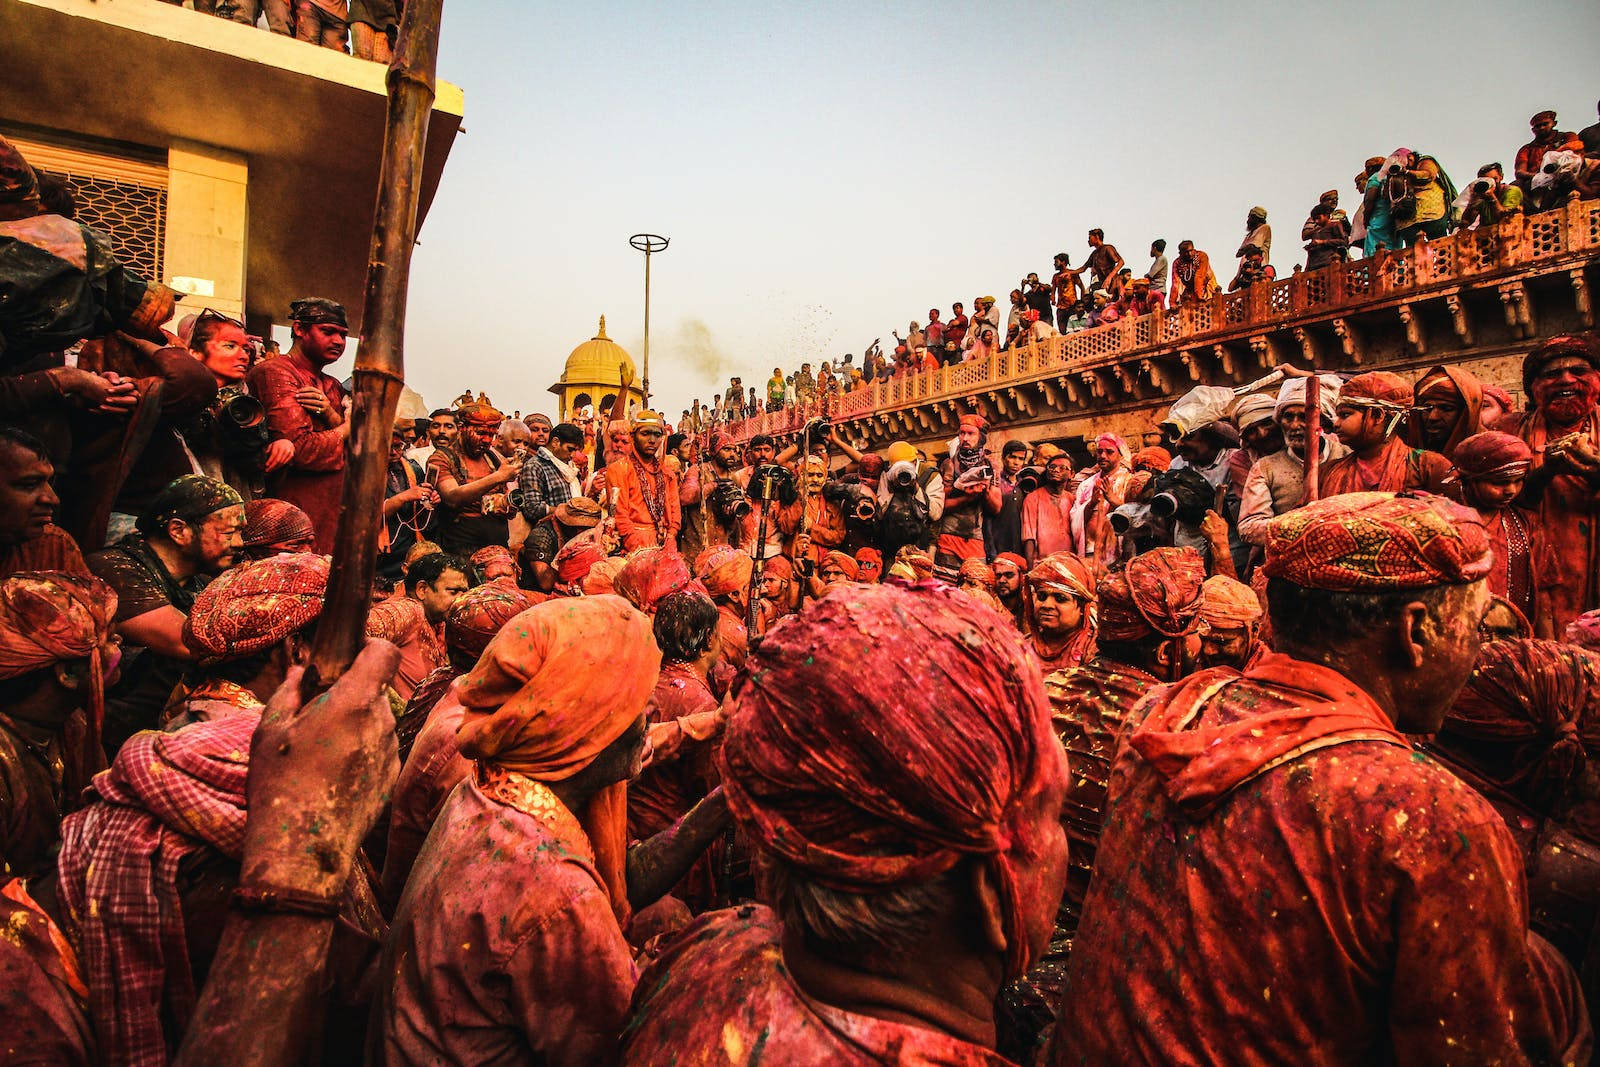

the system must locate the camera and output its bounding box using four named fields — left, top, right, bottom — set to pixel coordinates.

left=1109, top=502, right=1153, bottom=536
left=1473, top=179, right=1492, bottom=195
left=707, top=480, right=752, bottom=526
left=1147, top=468, right=1214, bottom=526
left=1014, top=465, right=1042, bottom=495
left=748, top=463, right=797, bottom=505
left=219, top=390, right=265, bottom=429
left=888, top=466, right=918, bottom=492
